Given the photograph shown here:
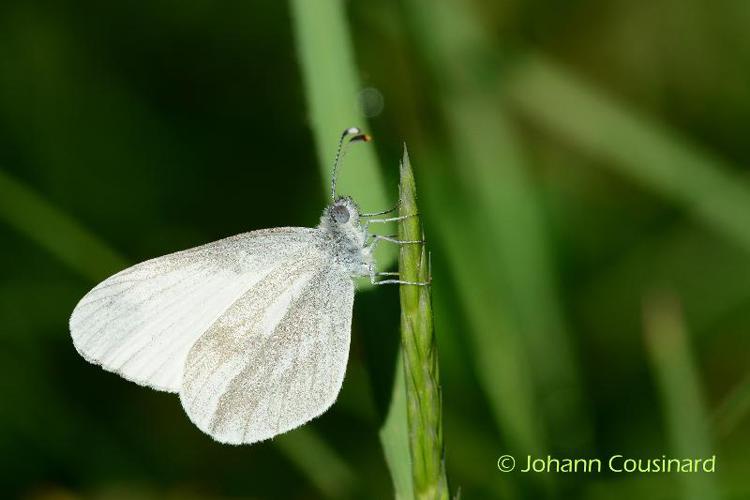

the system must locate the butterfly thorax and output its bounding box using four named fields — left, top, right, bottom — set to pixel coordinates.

left=317, top=196, right=372, bottom=278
